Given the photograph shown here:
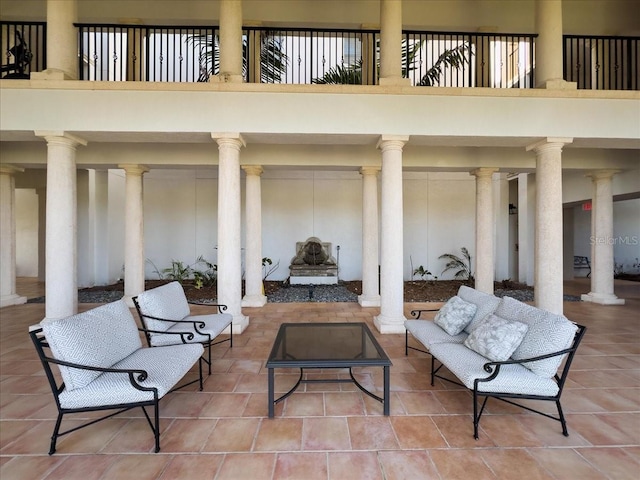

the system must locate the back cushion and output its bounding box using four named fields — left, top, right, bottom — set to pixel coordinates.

left=41, top=300, right=142, bottom=391
left=135, top=281, right=190, bottom=332
left=457, top=285, right=501, bottom=334
left=495, top=296, right=578, bottom=378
